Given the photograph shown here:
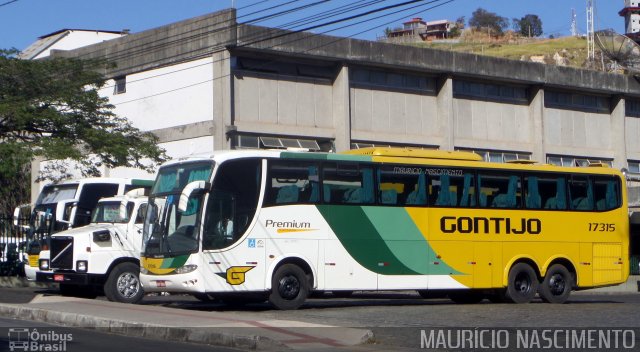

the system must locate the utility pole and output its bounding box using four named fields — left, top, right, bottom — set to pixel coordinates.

left=586, top=0, right=595, bottom=61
